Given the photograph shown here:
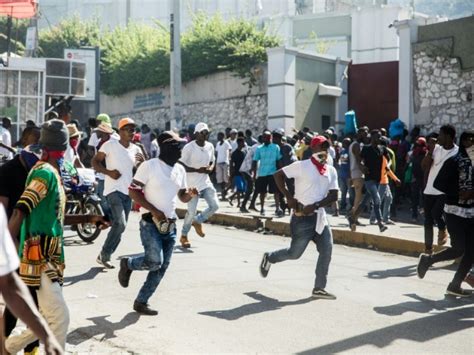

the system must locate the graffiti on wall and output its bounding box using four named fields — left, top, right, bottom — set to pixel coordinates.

left=133, top=92, right=165, bottom=110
